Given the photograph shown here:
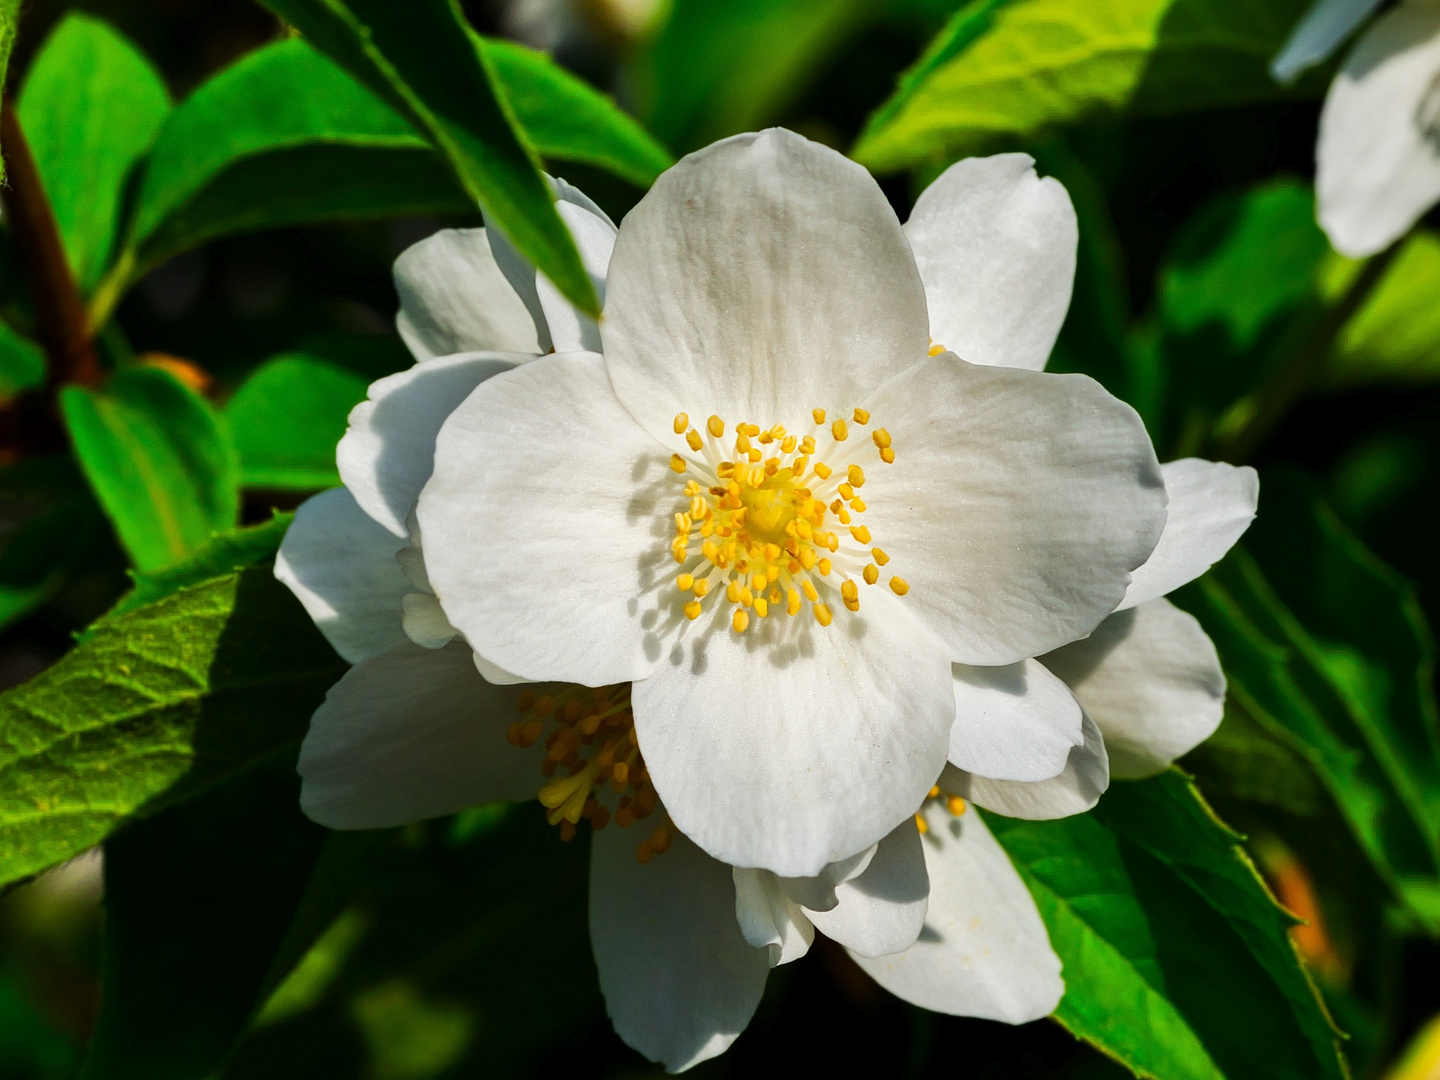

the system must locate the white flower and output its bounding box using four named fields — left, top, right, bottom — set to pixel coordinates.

left=417, top=130, right=1170, bottom=881
left=1273, top=0, right=1440, bottom=257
